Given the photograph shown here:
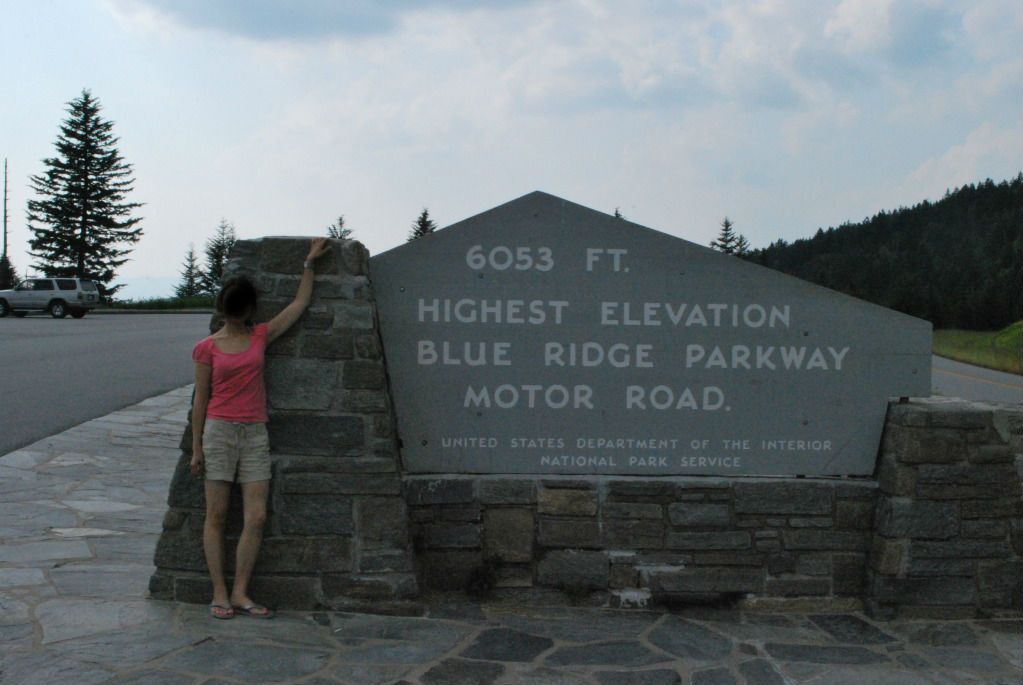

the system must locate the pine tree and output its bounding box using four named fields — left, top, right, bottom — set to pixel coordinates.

left=26, top=89, right=143, bottom=299
left=200, top=219, right=236, bottom=294
left=328, top=214, right=352, bottom=239
left=0, top=254, right=16, bottom=290
left=407, top=208, right=437, bottom=241
left=614, top=207, right=625, bottom=219
left=735, top=233, right=750, bottom=256
left=710, top=217, right=739, bottom=254
left=175, top=243, right=203, bottom=298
